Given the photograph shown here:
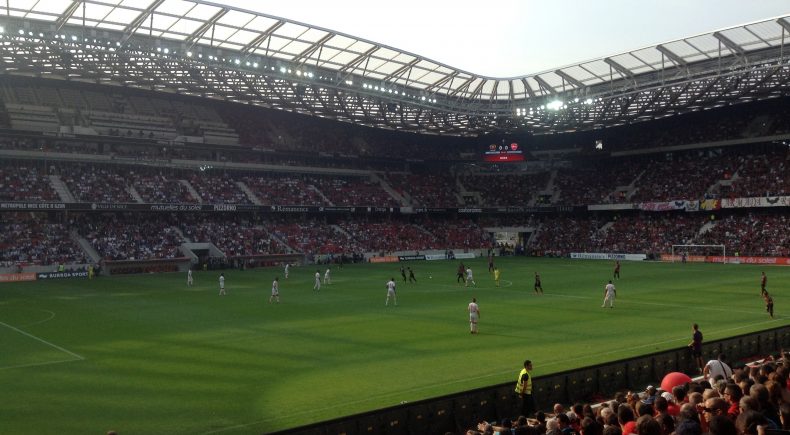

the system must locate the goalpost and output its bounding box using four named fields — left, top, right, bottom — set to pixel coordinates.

left=670, top=244, right=726, bottom=263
